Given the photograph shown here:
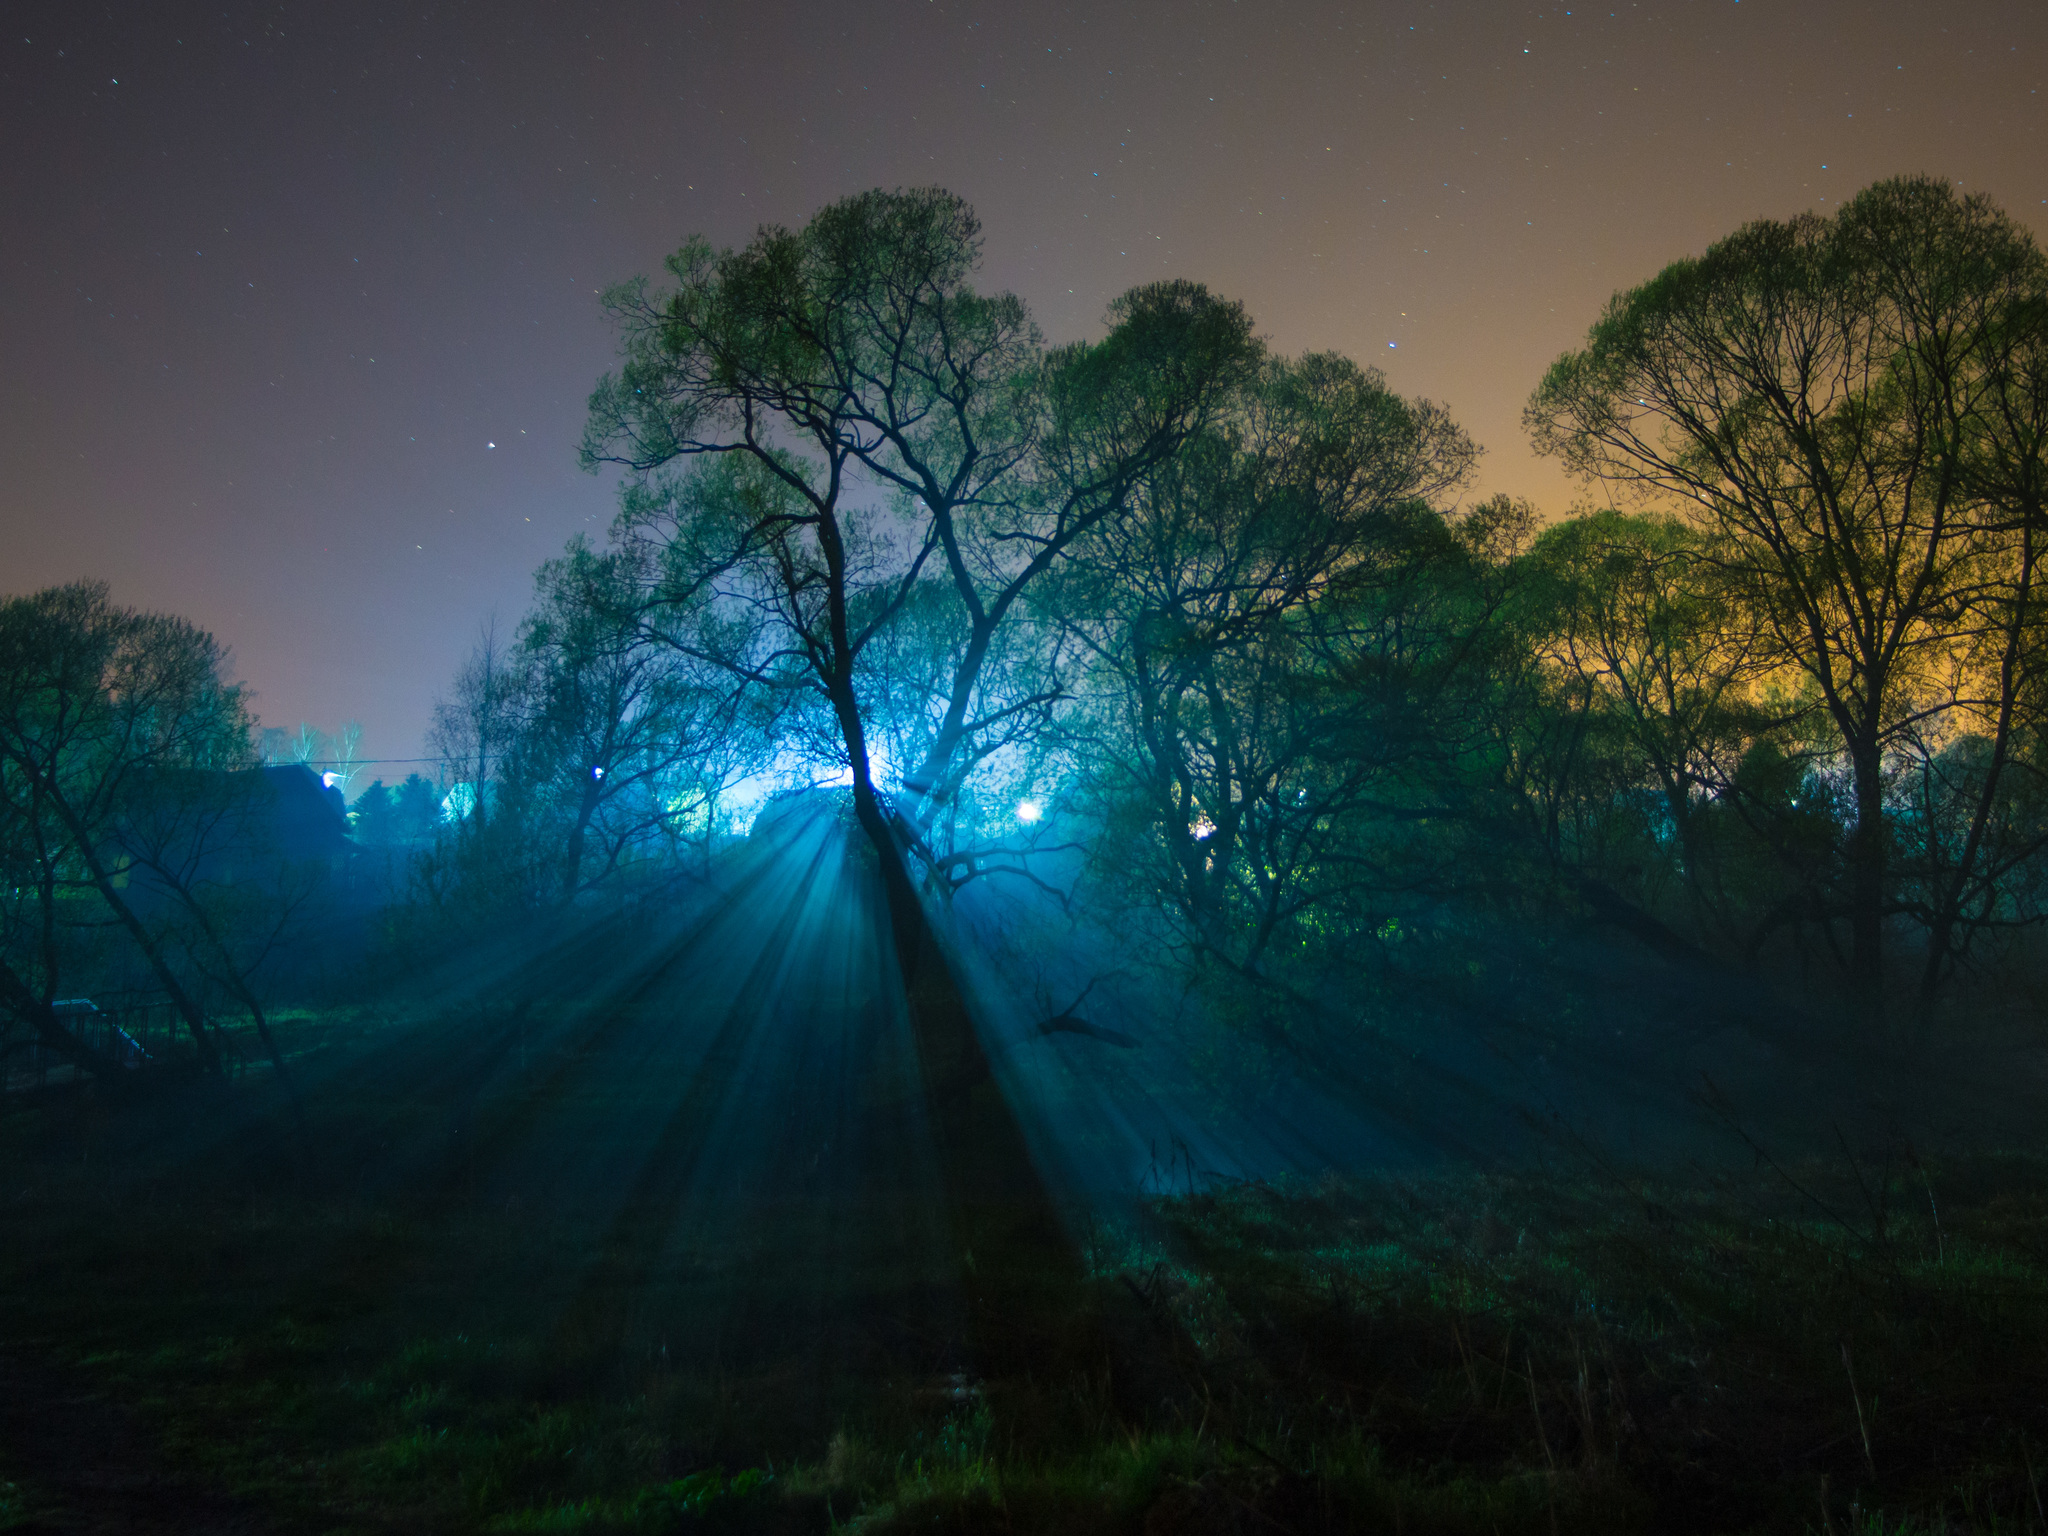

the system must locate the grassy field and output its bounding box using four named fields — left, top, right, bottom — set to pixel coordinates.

left=4, top=999, right=2048, bottom=1535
